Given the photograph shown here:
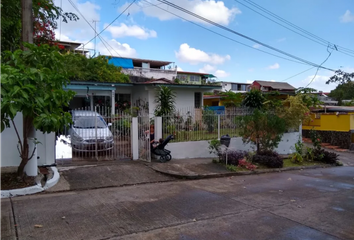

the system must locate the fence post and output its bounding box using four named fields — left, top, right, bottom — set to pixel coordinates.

left=218, top=114, right=221, bottom=140
left=155, top=116, right=163, bottom=141
left=131, top=117, right=139, bottom=160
